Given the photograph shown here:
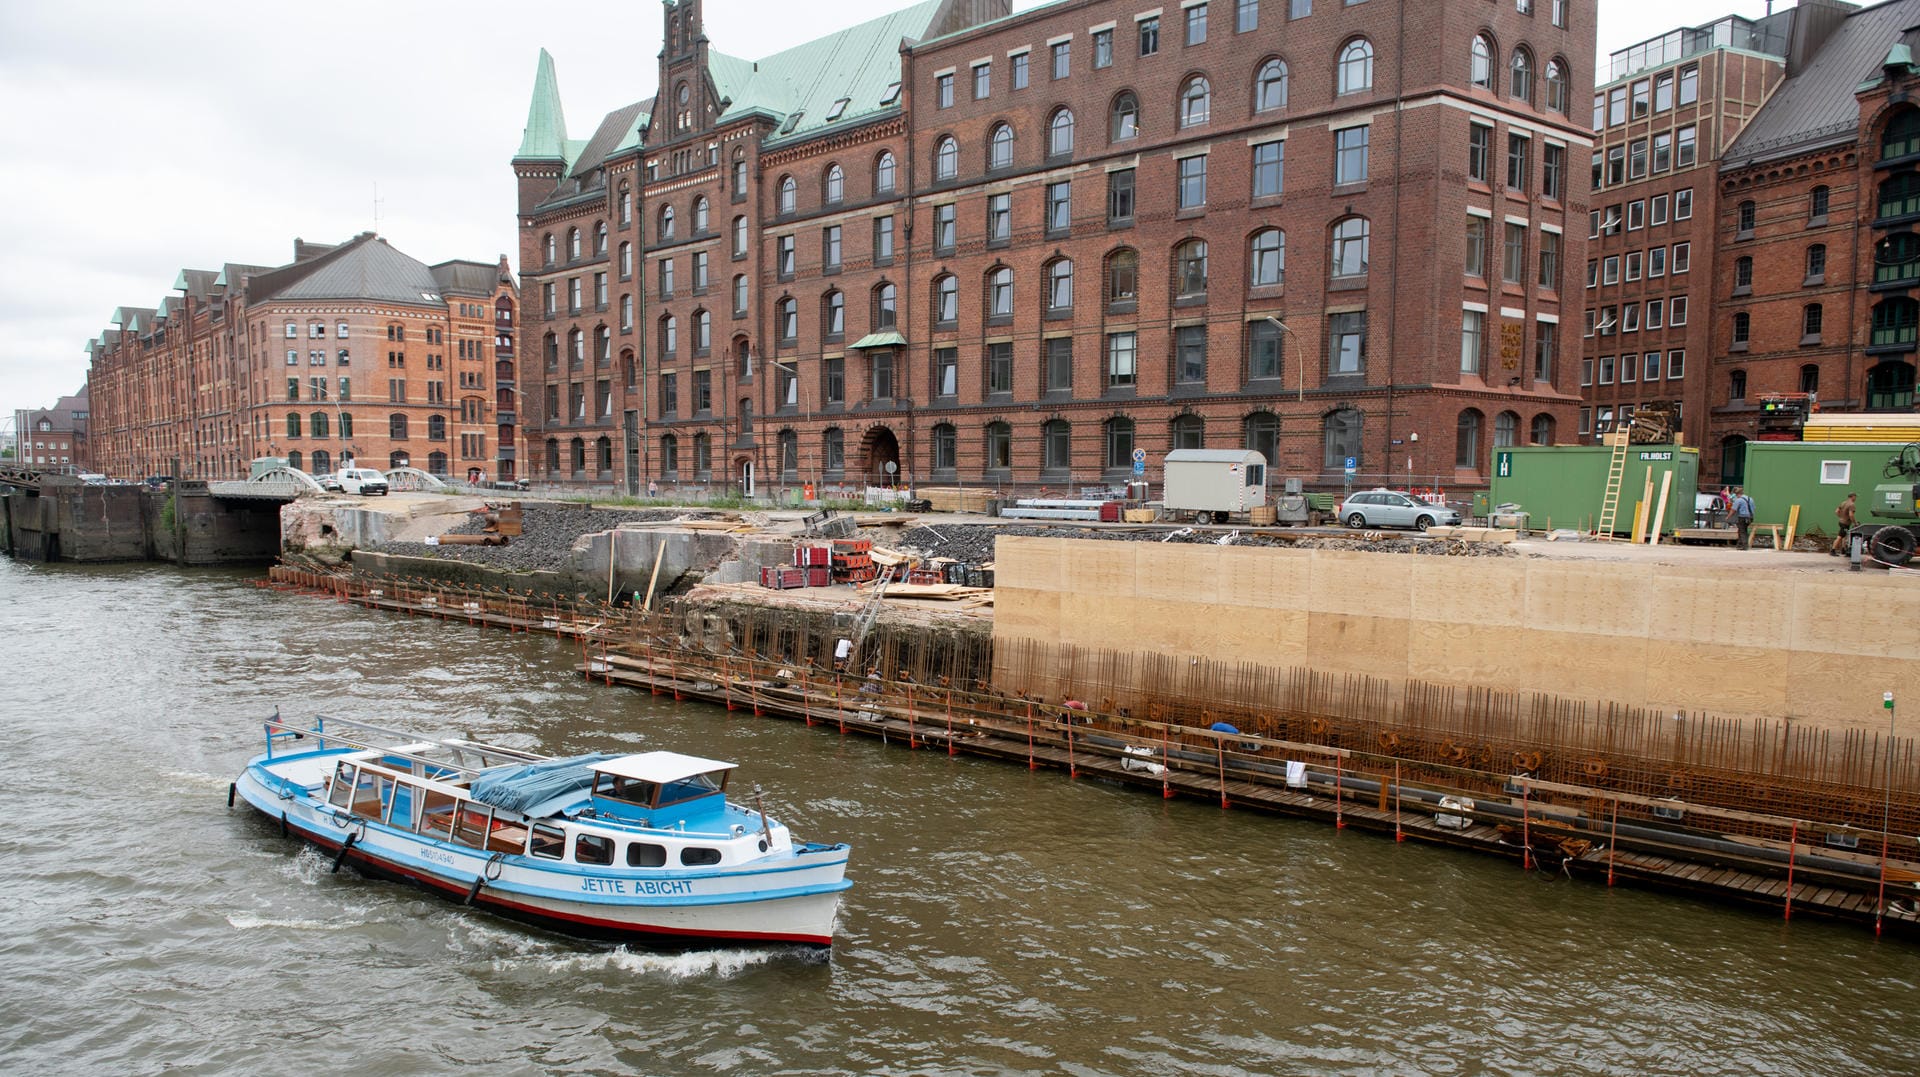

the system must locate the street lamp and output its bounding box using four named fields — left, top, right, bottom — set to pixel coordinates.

left=764, top=352, right=816, bottom=489
left=1264, top=316, right=1303, bottom=402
